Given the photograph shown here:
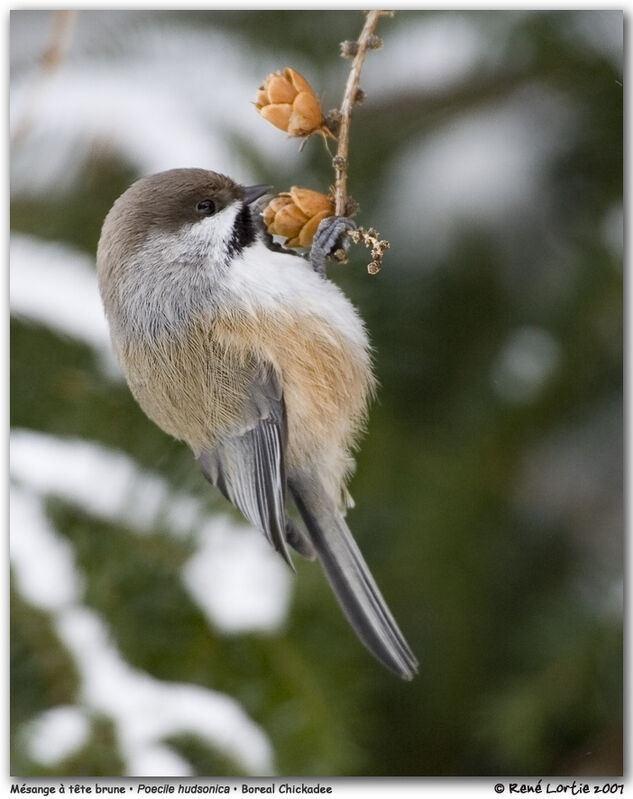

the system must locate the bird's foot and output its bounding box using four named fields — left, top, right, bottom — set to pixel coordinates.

left=310, top=216, right=357, bottom=278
